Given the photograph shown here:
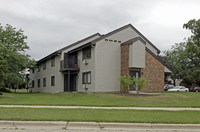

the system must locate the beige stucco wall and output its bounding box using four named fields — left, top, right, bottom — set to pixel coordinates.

left=95, top=27, right=135, bottom=92
left=129, top=40, right=145, bottom=68
left=30, top=55, right=63, bottom=93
